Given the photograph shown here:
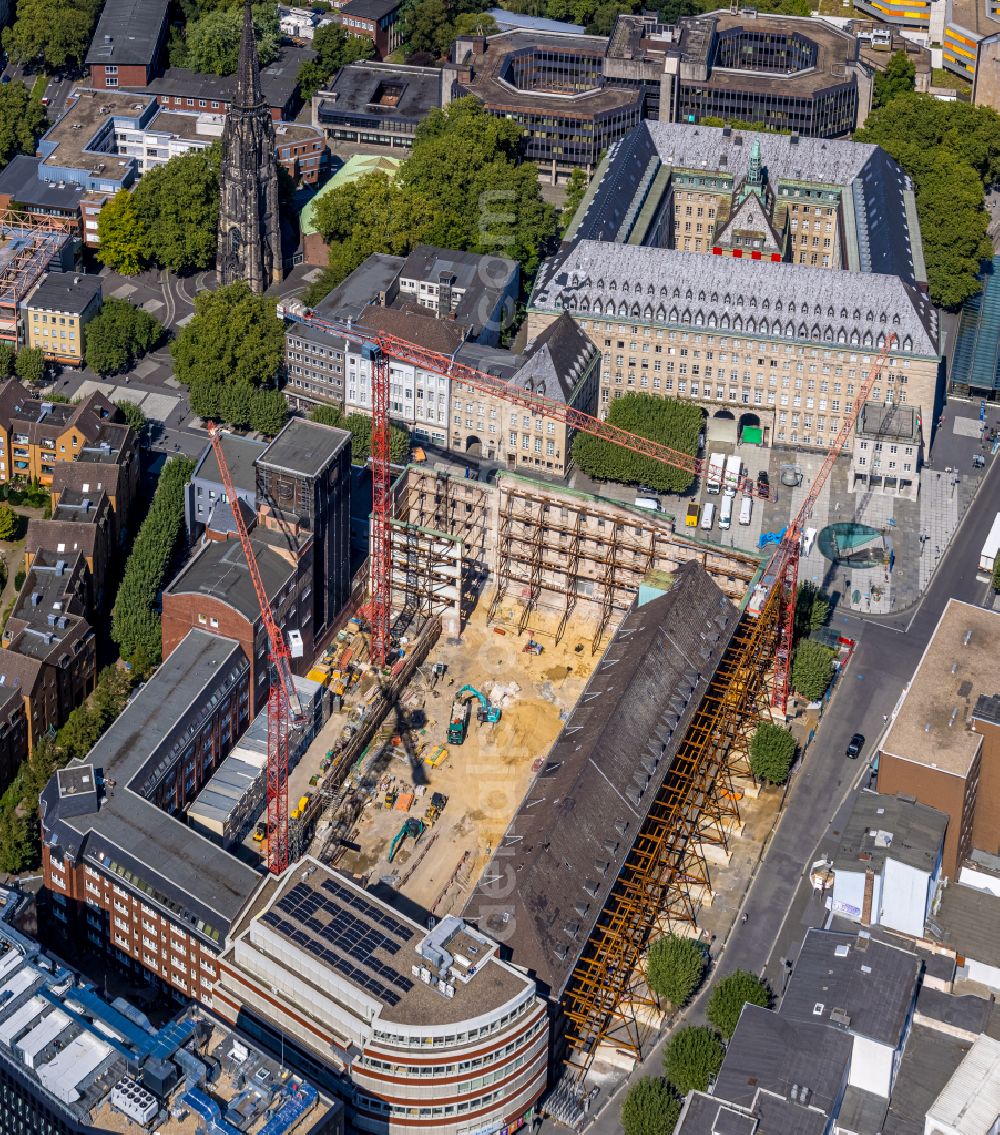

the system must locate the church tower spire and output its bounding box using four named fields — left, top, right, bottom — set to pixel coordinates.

left=216, top=0, right=281, bottom=293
